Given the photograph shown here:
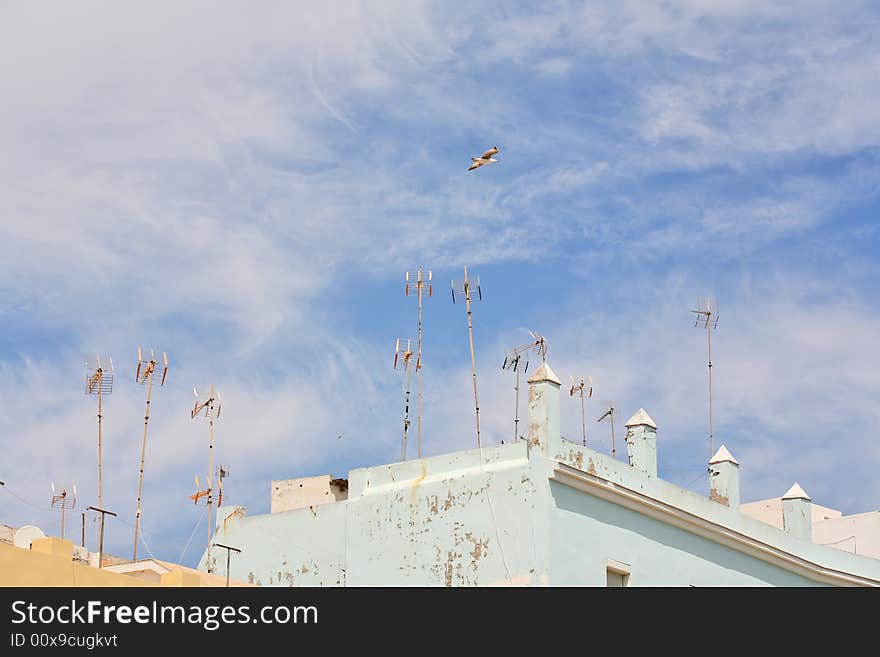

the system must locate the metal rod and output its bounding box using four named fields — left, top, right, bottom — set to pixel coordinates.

left=213, top=543, right=240, bottom=587
left=580, top=394, right=587, bottom=447
left=207, top=417, right=214, bottom=573
left=416, top=270, right=424, bottom=459
left=133, top=367, right=154, bottom=560
left=87, top=505, right=116, bottom=569
left=402, top=360, right=412, bottom=461
left=464, top=267, right=481, bottom=448
left=97, top=384, right=103, bottom=516
left=60, top=507, right=65, bottom=540
left=81, top=512, right=85, bottom=547
left=610, top=409, right=616, bottom=457
left=513, top=369, right=520, bottom=443
left=707, top=316, right=714, bottom=461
